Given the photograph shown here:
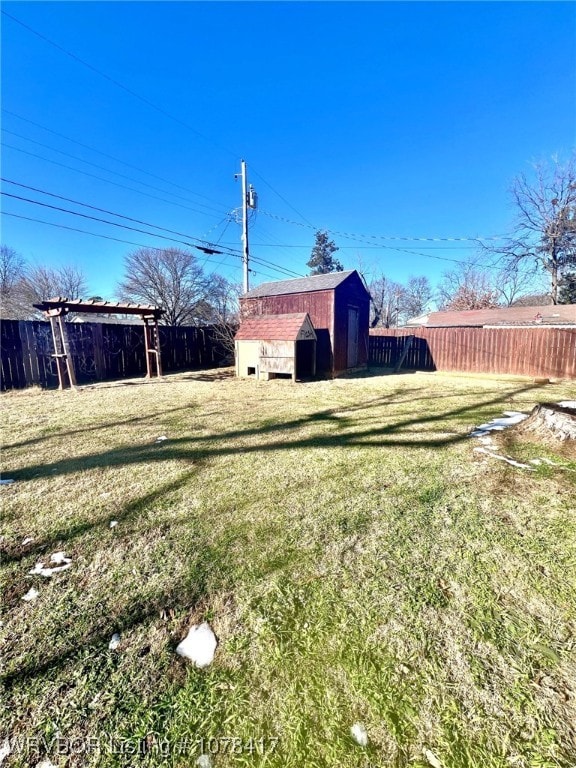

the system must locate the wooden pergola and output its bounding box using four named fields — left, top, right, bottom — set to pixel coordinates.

left=33, top=297, right=165, bottom=390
